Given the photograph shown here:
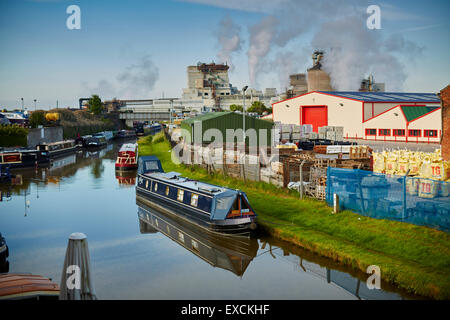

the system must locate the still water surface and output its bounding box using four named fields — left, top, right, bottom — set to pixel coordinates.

left=0, top=142, right=418, bottom=299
